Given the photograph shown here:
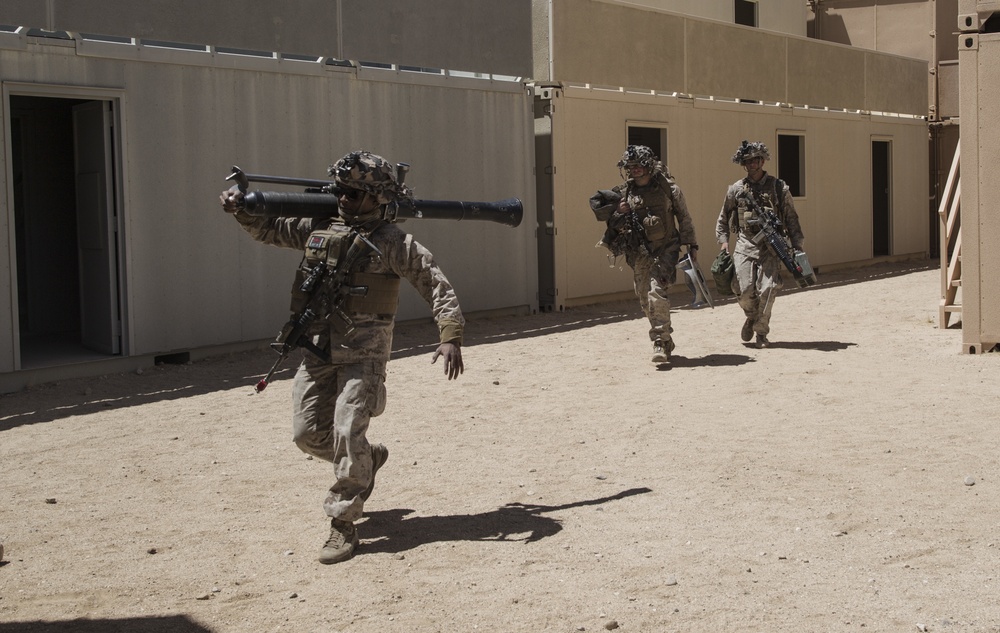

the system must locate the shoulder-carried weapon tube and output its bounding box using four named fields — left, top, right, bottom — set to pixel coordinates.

left=227, top=165, right=523, bottom=228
